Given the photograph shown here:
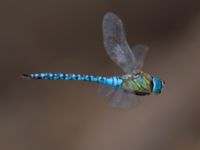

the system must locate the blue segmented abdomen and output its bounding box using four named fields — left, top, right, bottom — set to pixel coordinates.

left=23, top=73, right=123, bottom=88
